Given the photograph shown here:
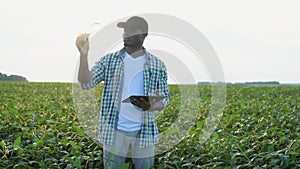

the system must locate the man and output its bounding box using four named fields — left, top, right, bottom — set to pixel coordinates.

left=76, top=16, right=170, bottom=169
